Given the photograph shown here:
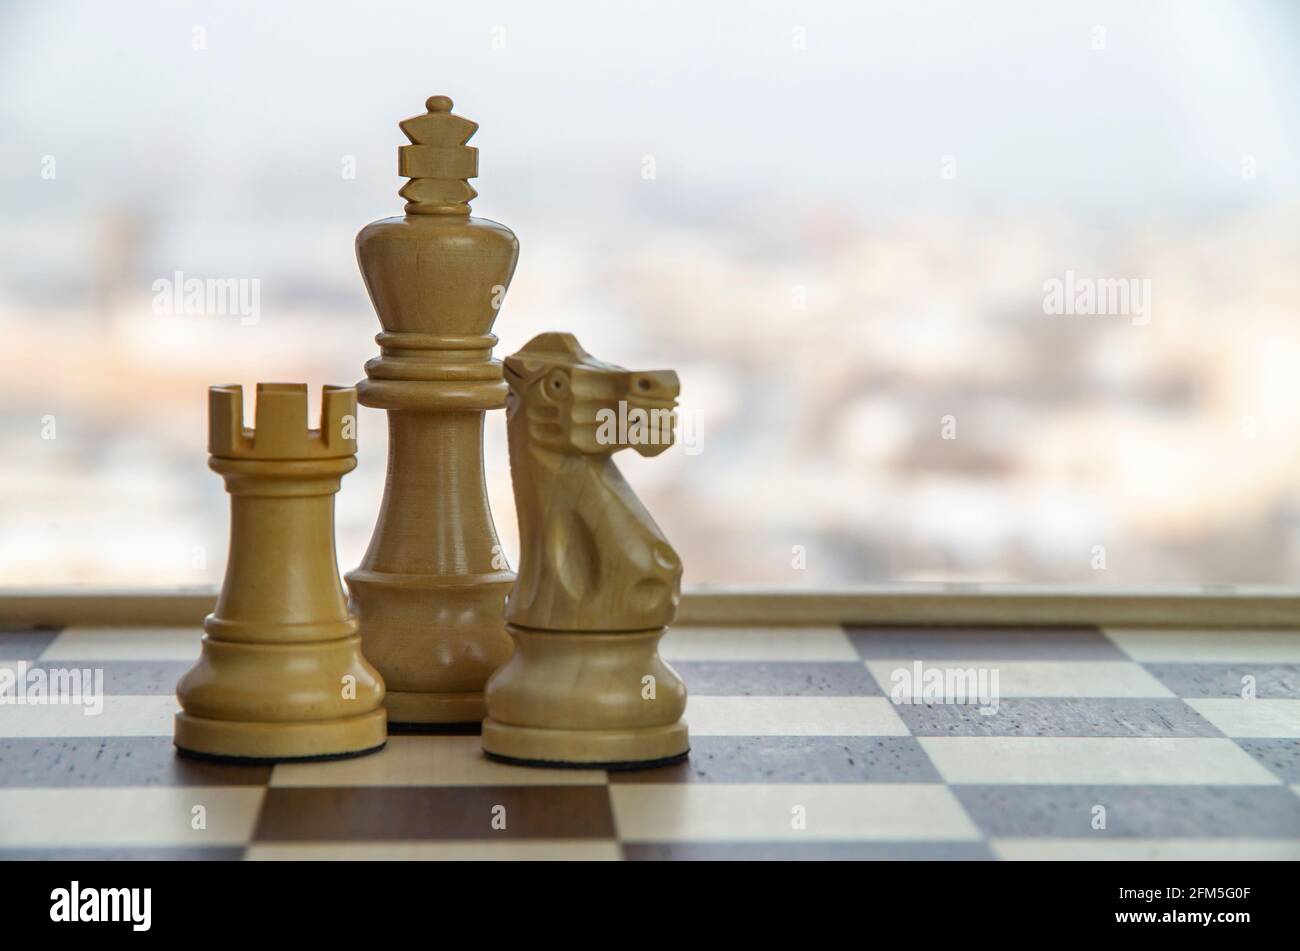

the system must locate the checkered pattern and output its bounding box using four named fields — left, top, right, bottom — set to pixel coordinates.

left=1, top=622, right=1298, bottom=860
